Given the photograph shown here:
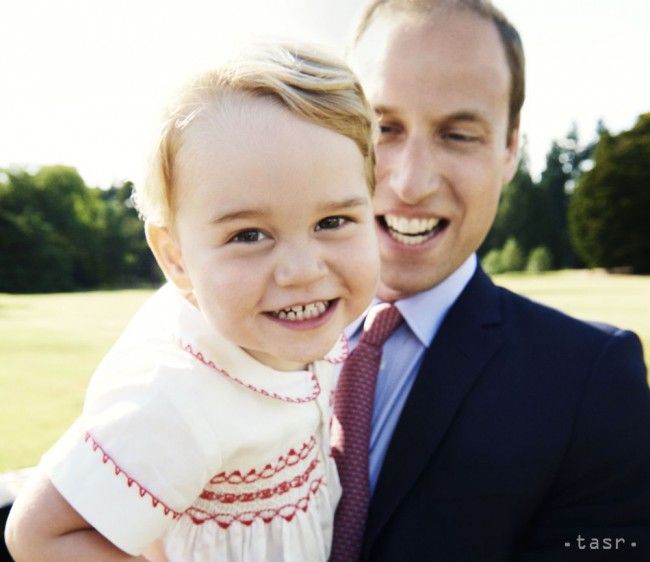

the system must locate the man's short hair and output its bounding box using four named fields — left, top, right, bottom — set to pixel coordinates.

left=352, top=0, right=525, bottom=137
